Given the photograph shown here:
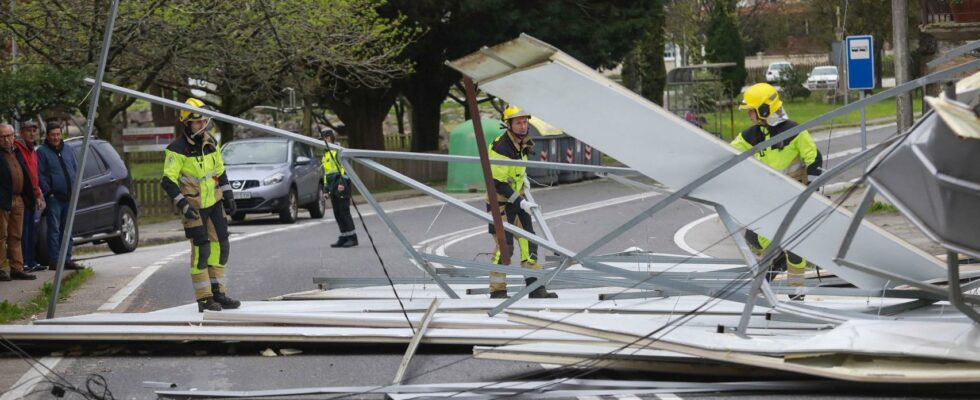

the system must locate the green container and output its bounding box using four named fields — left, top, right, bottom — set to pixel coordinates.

left=447, top=118, right=504, bottom=192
